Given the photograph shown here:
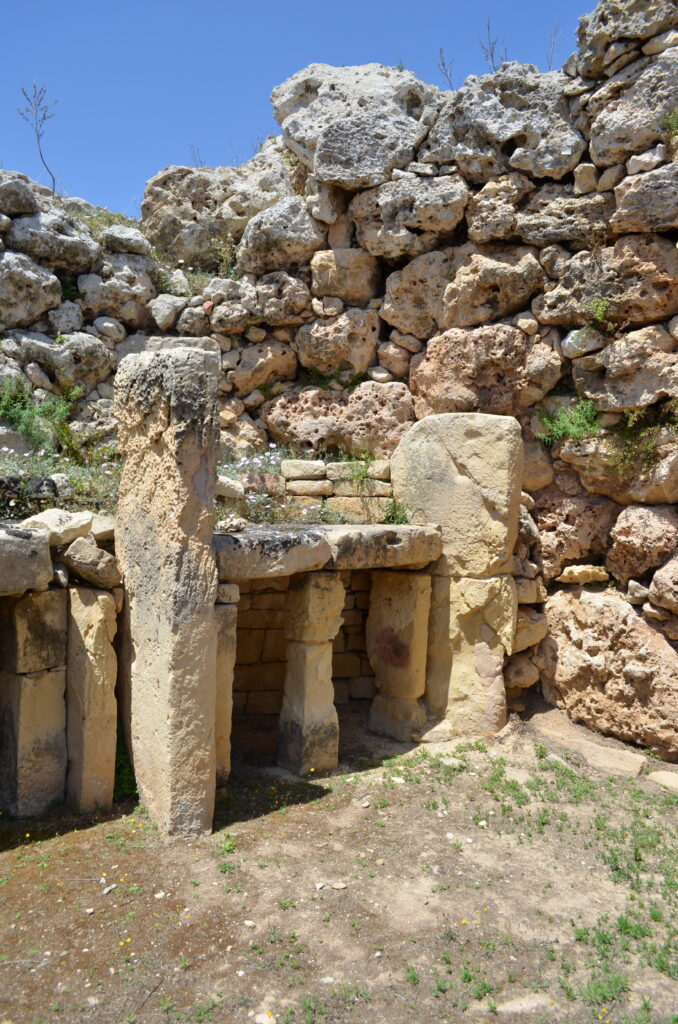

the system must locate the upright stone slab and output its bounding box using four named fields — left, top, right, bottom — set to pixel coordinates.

left=115, top=347, right=220, bottom=836
left=215, top=601, right=238, bottom=786
left=278, top=572, right=345, bottom=774
left=366, top=571, right=431, bottom=741
left=66, top=586, right=118, bottom=813
left=0, top=590, right=67, bottom=673
left=0, top=668, right=66, bottom=817
left=391, top=414, right=522, bottom=737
